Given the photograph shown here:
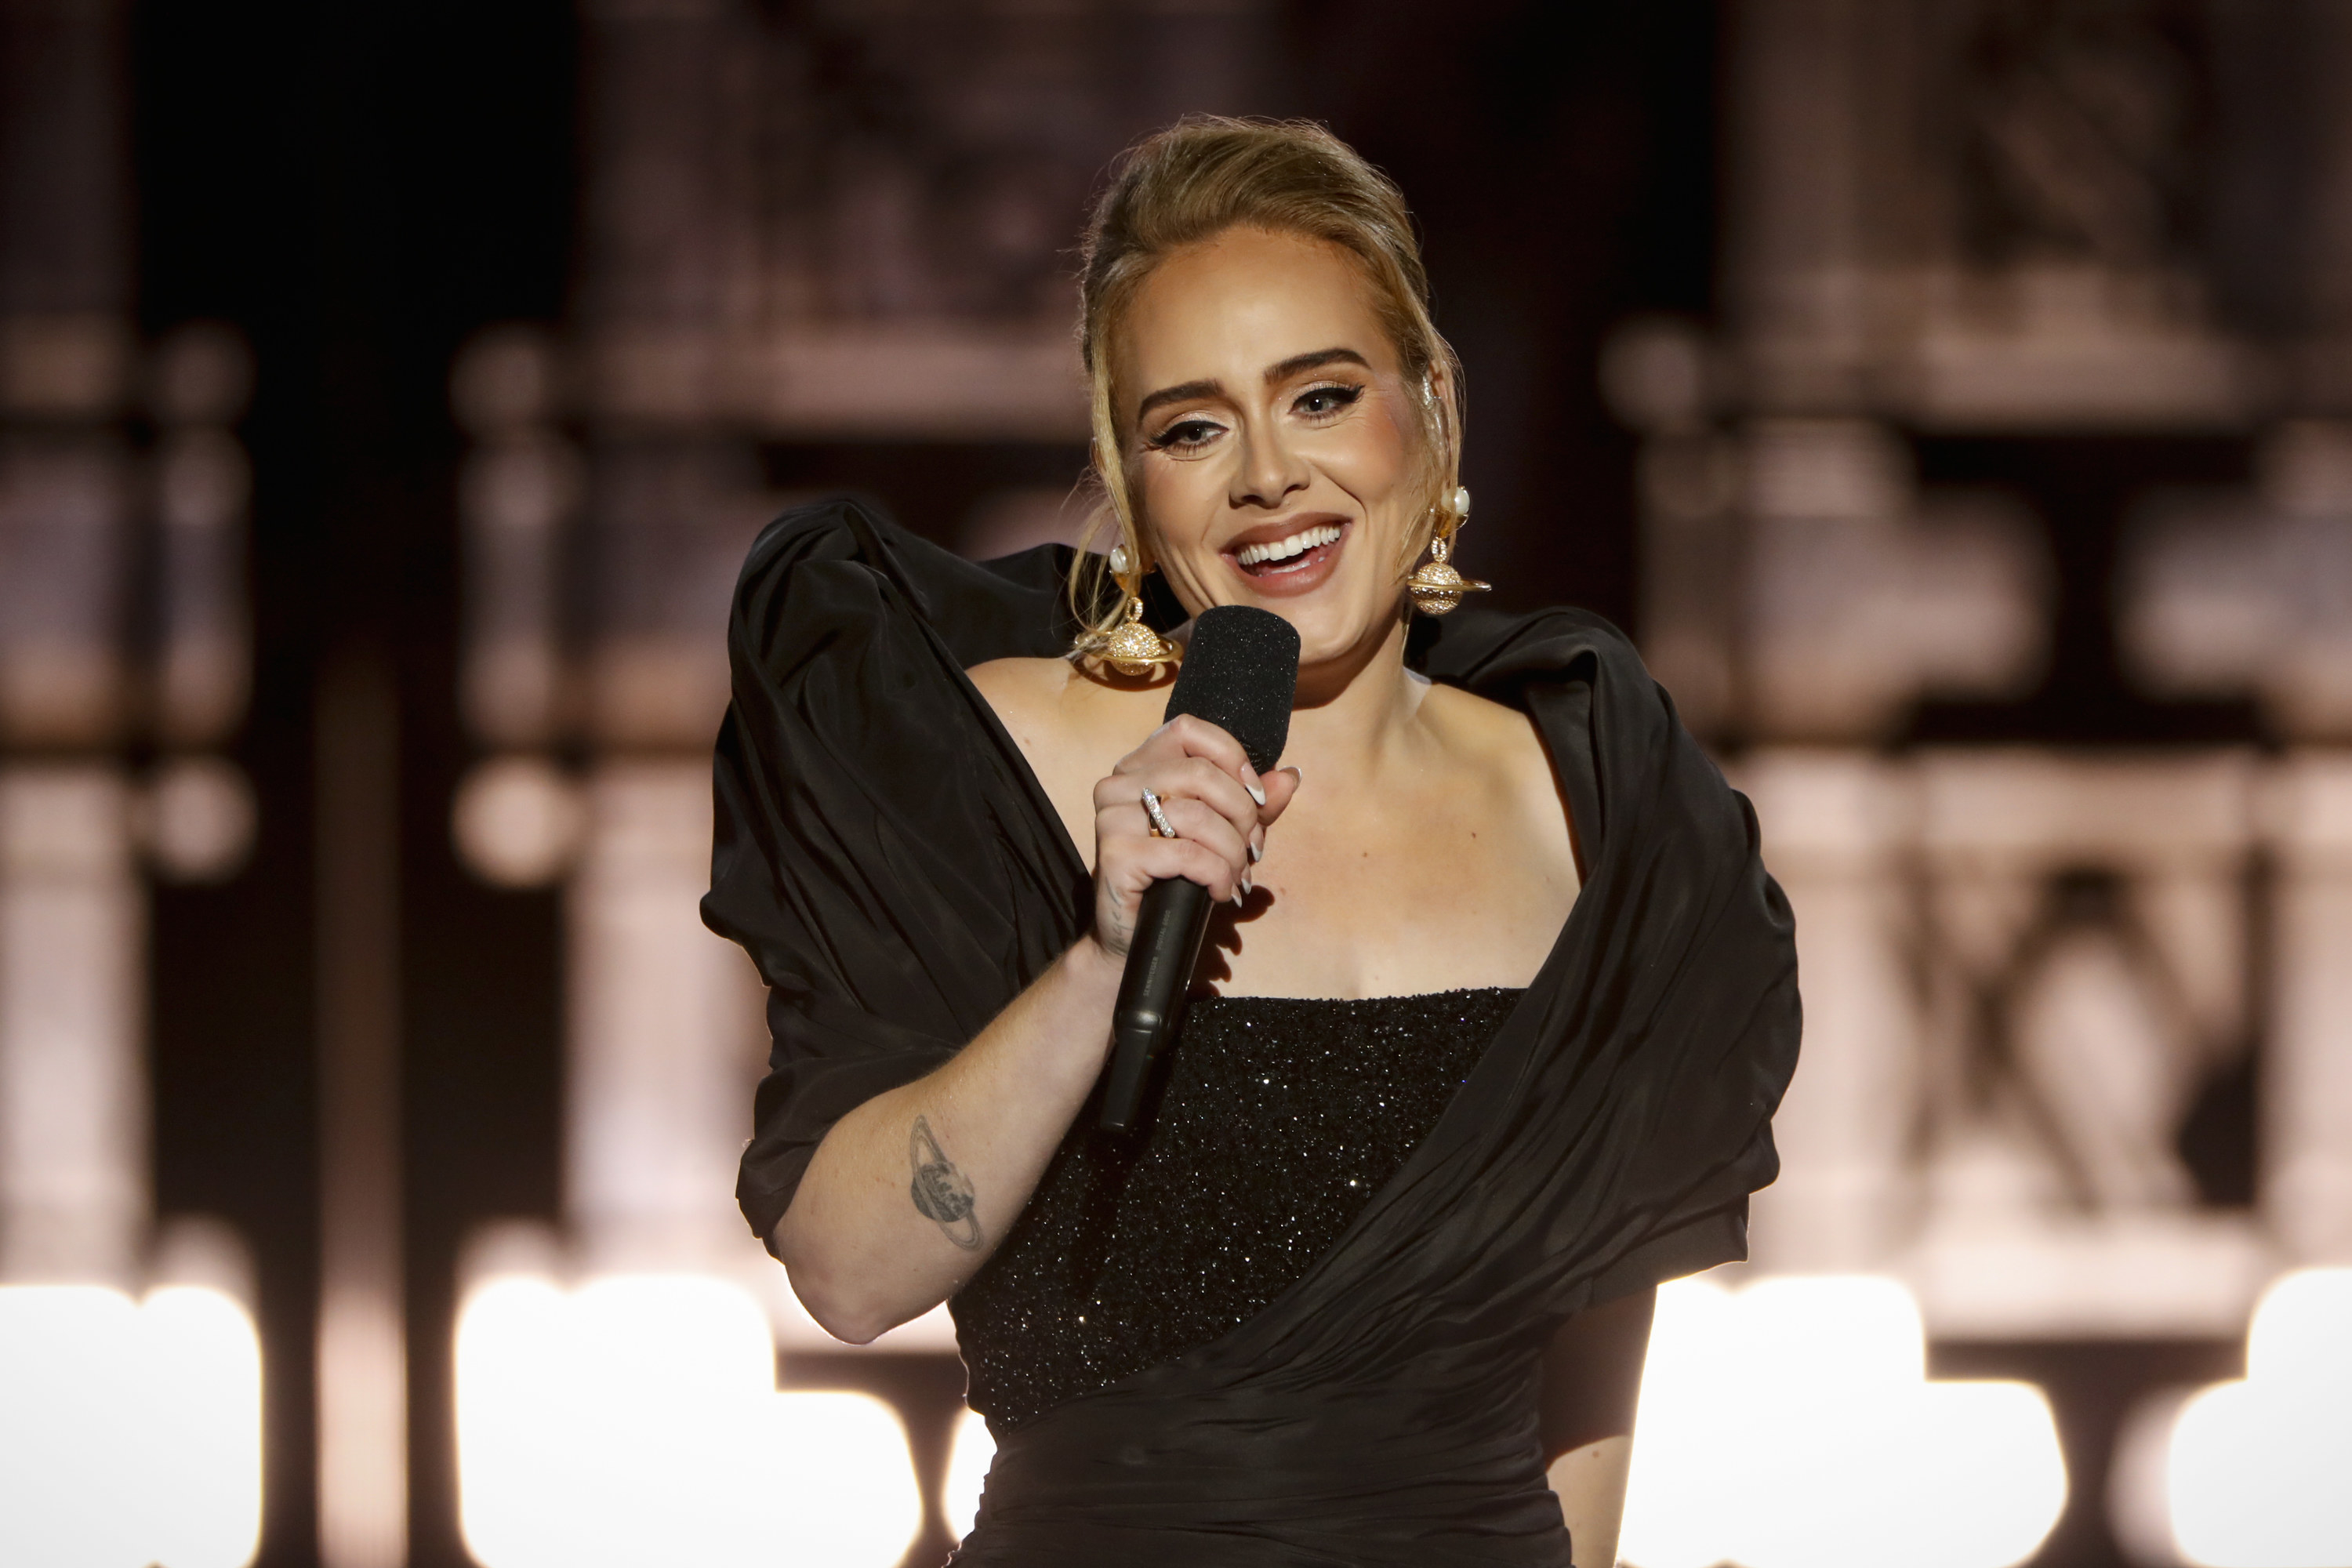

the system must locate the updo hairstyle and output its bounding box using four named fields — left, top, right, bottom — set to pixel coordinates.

left=1069, top=116, right=1465, bottom=640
